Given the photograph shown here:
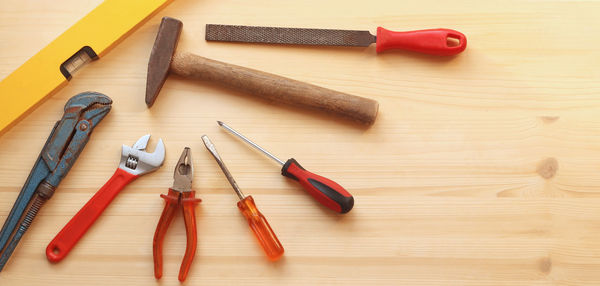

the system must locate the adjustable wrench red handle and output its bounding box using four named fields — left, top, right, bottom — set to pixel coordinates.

left=46, top=168, right=138, bottom=262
